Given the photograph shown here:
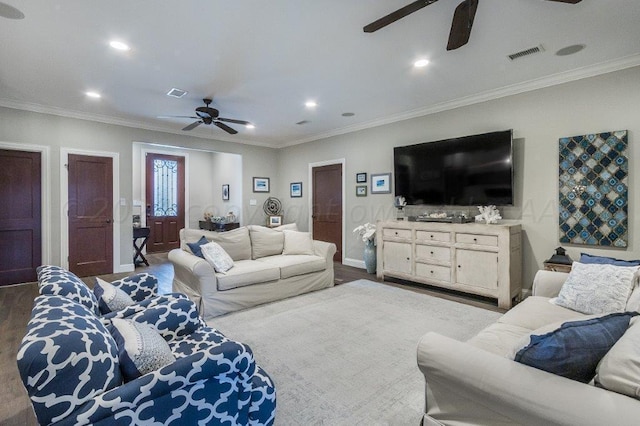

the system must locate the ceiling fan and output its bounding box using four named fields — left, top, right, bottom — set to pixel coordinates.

left=363, top=0, right=582, bottom=51
left=160, top=98, right=251, bottom=134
